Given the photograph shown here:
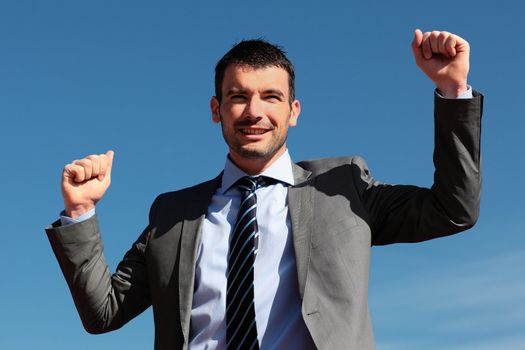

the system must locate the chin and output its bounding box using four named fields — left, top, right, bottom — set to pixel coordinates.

left=237, top=147, right=272, bottom=160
